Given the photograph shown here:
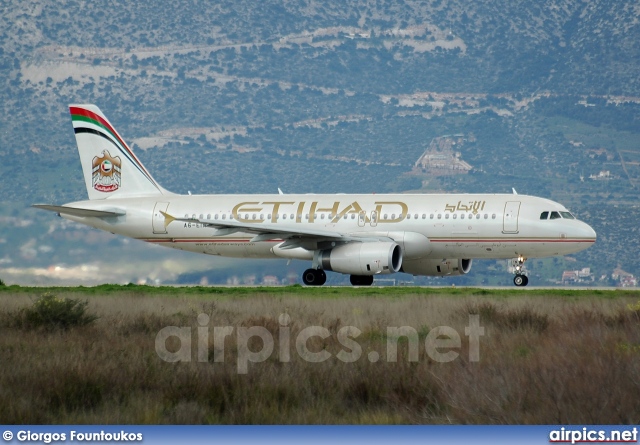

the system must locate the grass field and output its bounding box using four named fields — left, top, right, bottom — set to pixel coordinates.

left=1, top=285, right=639, bottom=424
